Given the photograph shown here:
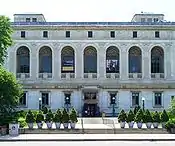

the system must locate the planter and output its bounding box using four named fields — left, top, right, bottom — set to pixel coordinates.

left=63, top=123, right=69, bottom=129
left=70, top=122, right=76, bottom=129
left=0, top=126, right=8, bottom=135
left=170, top=128, right=175, bottom=134
left=161, top=122, right=166, bottom=129
left=46, top=122, right=52, bottom=129
left=128, top=121, right=134, bottom=128
left=137, top=122, right=142, bottom=129
left=120, top=122, right=125, bottom=128
left=55, top=122, right=61, bottom=129
left=146, top=122, right=152, bottom=129
left=37, top=123, right=43, bottom=129
left=27, top=123, right=34, bottom=129
left=153, top=122, right=159, bottom=128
